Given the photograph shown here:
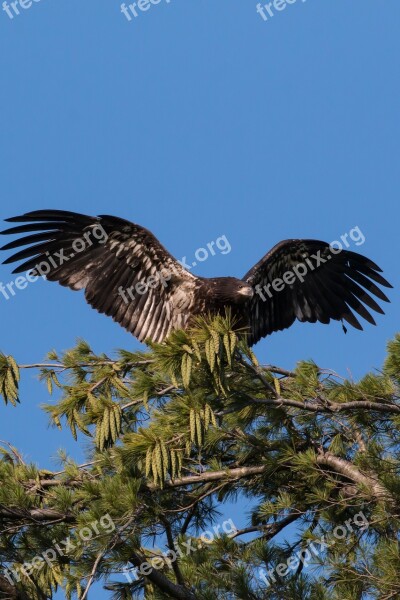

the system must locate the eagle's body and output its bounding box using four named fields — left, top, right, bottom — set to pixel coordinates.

left=0, top=210, right=392, bottom=345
